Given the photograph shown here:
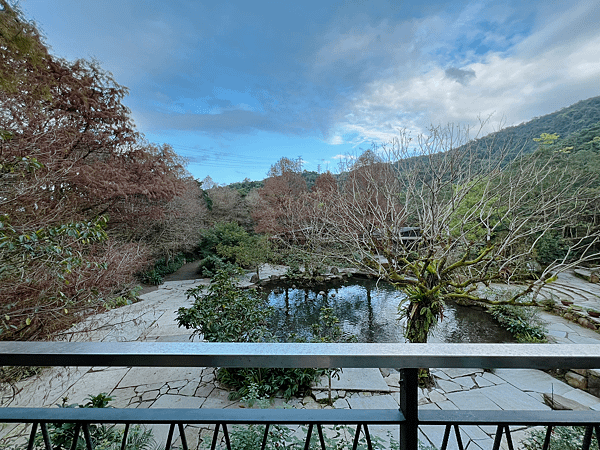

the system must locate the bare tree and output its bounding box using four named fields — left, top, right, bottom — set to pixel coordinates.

left=293, top=124, right=600, bottom=344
